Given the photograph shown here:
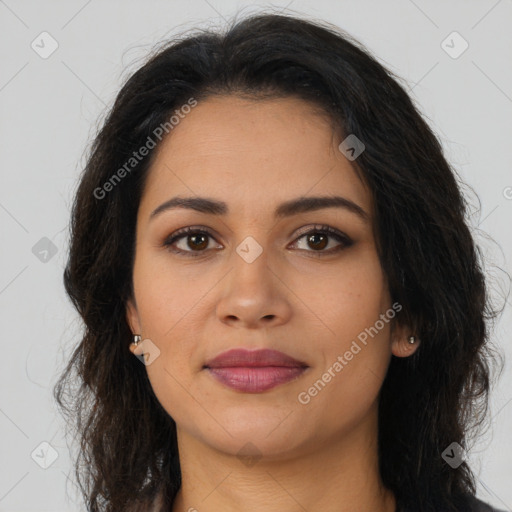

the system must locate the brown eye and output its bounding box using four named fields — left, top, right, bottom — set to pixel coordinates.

left=185, top=233, right=209, bottom=251
left=291, top=225, right=353, bottom=255
left=306, top=232, right=329, bottom=250
left=163, top=227, right=219, bottom=257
